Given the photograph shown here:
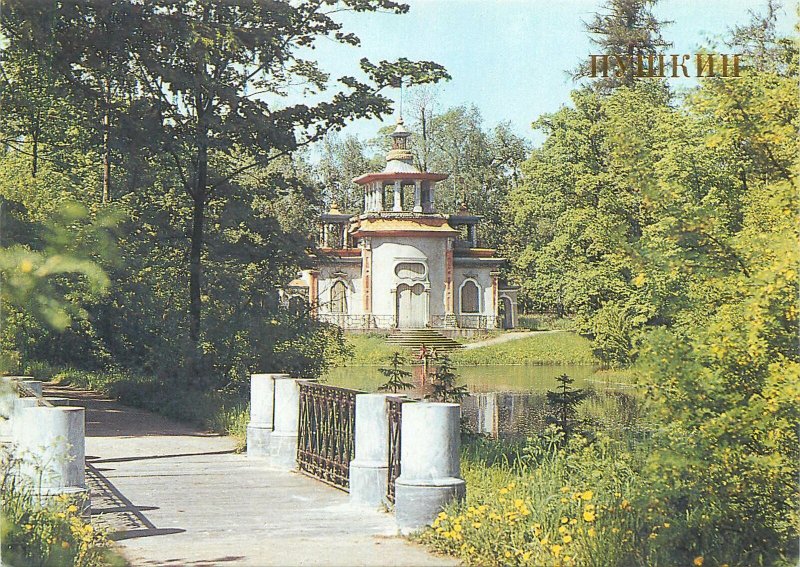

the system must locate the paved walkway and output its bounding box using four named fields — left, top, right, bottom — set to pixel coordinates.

left=44, top=385, right=456, bottom=567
